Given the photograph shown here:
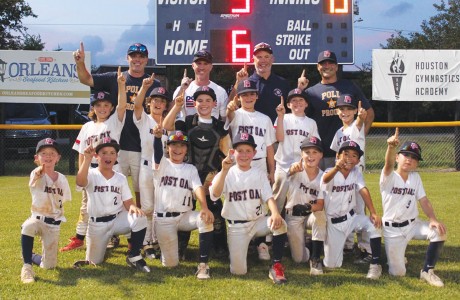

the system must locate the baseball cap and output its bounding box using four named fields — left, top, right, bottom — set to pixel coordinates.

left=167, top=130, right=189, bottom=145
left=300, top=136, right=323, bottom=152
left=253, top=42, right=273, bottom=55
left=36, top=138, right=61, bottom=155
left=232, top=132, right=257, bottom=149
left=317, top=50, right=337, bottom=64
left=398, top=141, right=423, bottom=161
left=287, top=88, right=308, bottom=103
left=338, top=141, right=364, bottom=158
left=127, top=43, right=148, bottom=57
left=193, top=50, right=213, bottom=63
left=149, top=87, right=170, bottom=102
left=95, top=137, right=120, bottom=154
left=193, top=86, right=216, bottom=101
left=336, top=94, right=357, bottom=108
left=237, top=79, right=258, bottom=95
left=90, top=91, right=112, bottom=106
